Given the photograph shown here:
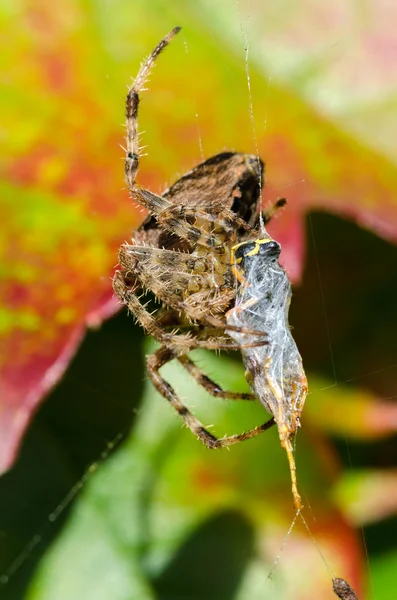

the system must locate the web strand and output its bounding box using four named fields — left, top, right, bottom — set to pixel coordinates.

left=0, top=433, right=125, bottom=586
left=236, top=0, right=265, bottom=233
left=308, top=210, right=338, bottom=385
